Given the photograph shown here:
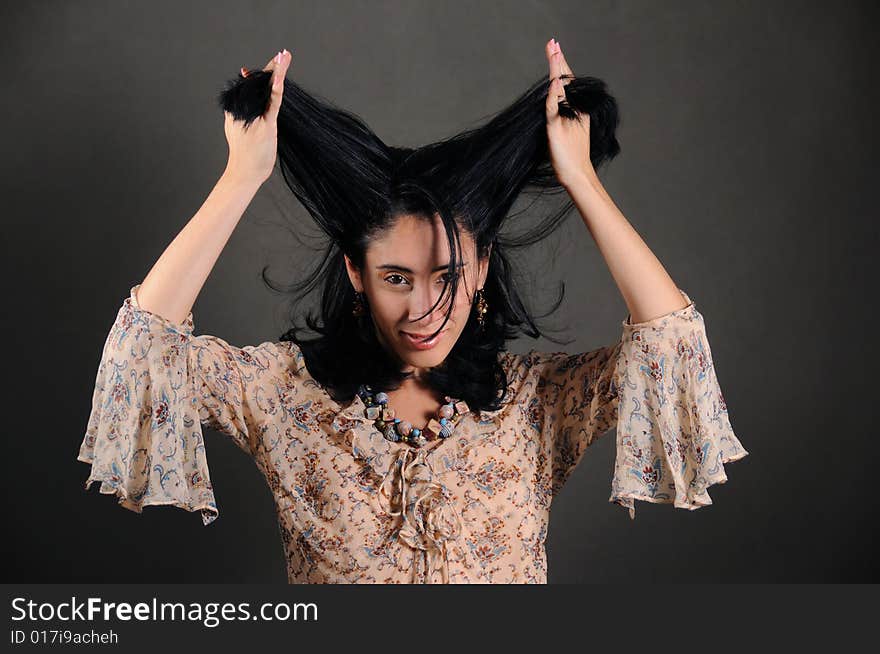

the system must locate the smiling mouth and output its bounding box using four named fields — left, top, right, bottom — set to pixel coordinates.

left=401, top=330, right=446, bottom=339
left=400, top=329, right=448, bottom=349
